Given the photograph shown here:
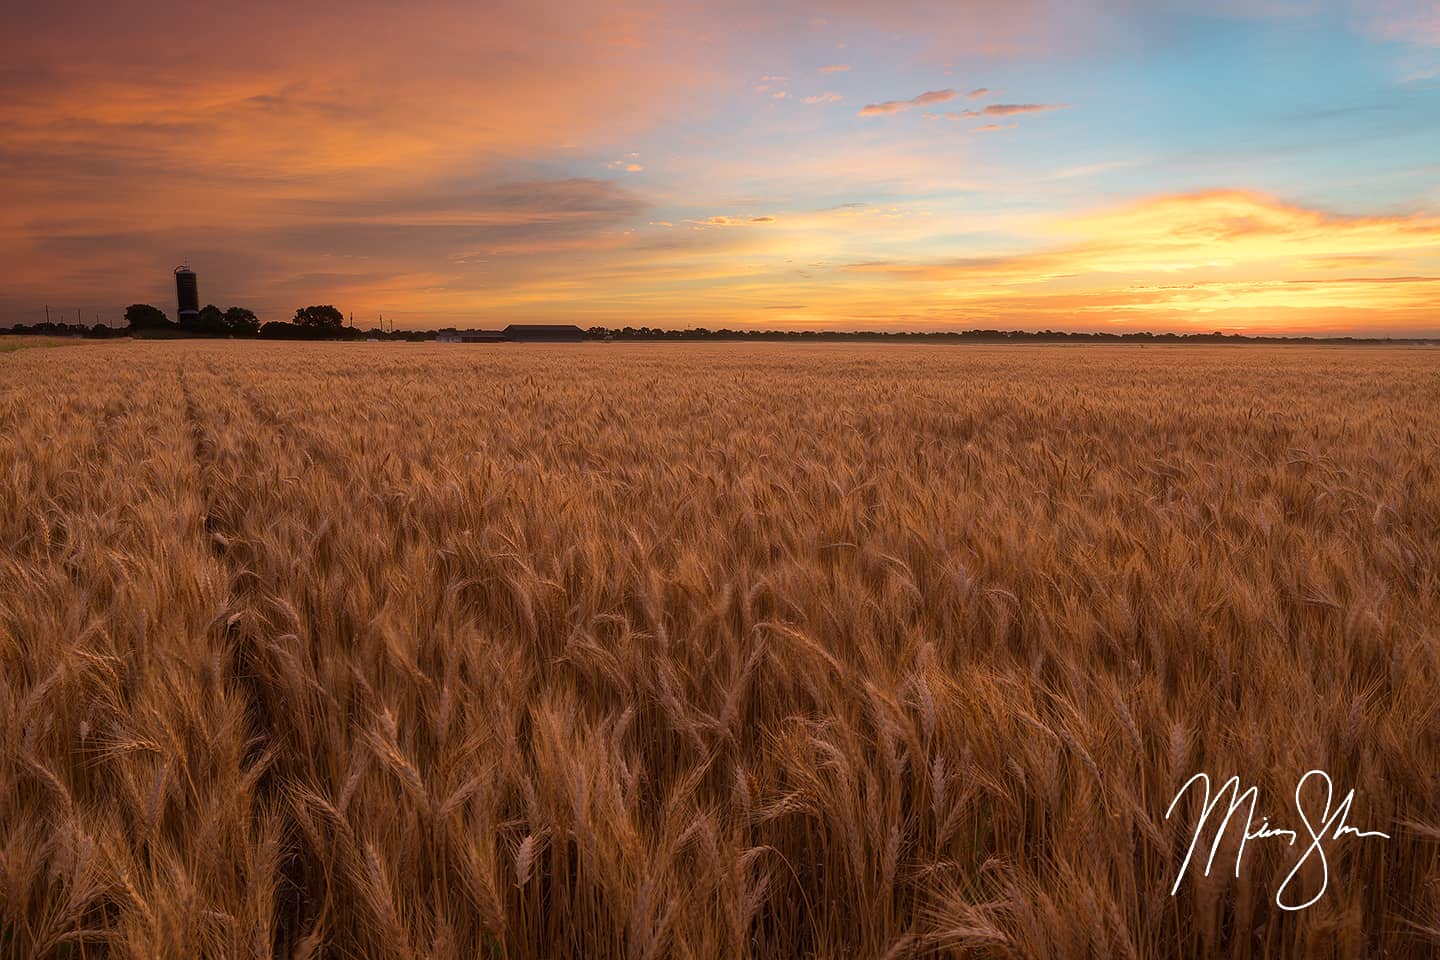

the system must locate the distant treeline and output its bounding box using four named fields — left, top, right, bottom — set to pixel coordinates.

left=1, top=312, right=1433, bottom=345
left=582, top=326, right=1435, bottom=344
left=0, top=304, right=380, bottom=341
